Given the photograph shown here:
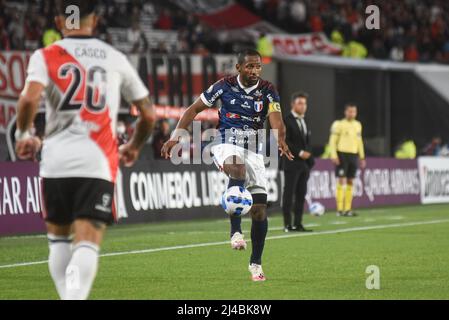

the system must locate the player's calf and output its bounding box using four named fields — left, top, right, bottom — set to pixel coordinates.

left=46, top=222, right=73, bottom=300
left=64, top=218, right=105, bottom=300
